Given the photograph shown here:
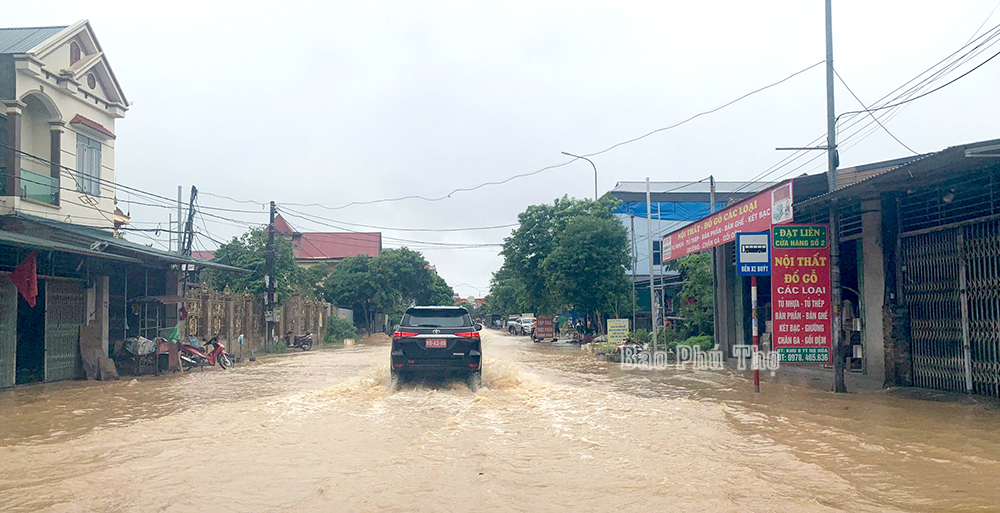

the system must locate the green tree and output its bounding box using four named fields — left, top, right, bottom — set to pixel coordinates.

left=323, top=255, right=395, bottom=330
left=321, top=248, right=455, bottom=329
left=299, top=264, right=331, bottom=300
left=672, top=253, right=714, bottom=337
left=542, top=216, right=630, bottom=327
left=501, top=196, right=618, bottom=312
left=485, top=263, right=527, bottom=316
left=373, top=248, right=434, bottom=306
left=428, top=273, right=455, bottom=306
left=203, top=227, right=303, bottom=303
